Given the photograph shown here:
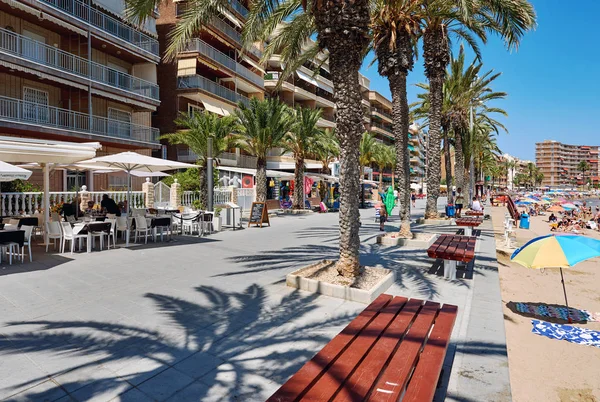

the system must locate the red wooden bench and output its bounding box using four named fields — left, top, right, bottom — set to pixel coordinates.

left=464, top=210, right=483, bottom=217
left=427, top=234, right=476, bottom=279
left=455, top=217, right=483, bottom=236
left=267, top=294, right=458, bottom=402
